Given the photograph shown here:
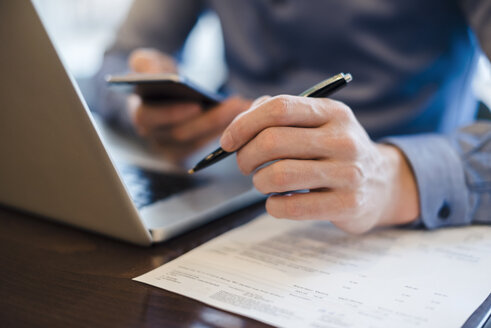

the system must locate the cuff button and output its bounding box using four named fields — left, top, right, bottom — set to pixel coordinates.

left=438, top=202, right=451, bottom=220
